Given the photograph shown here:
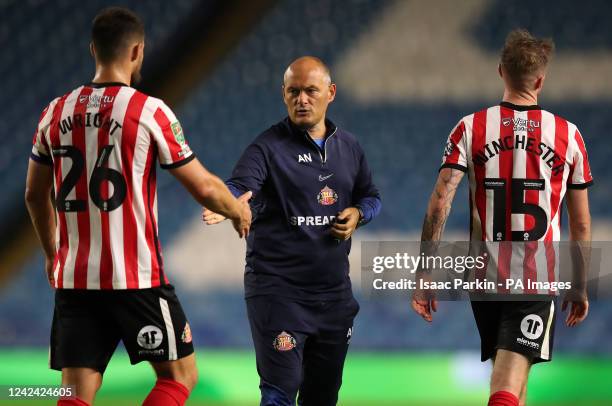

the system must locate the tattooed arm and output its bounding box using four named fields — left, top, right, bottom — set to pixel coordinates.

left=412, top=167, right=465, bottom=322
left=421, top=168, right=465, bottom=243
